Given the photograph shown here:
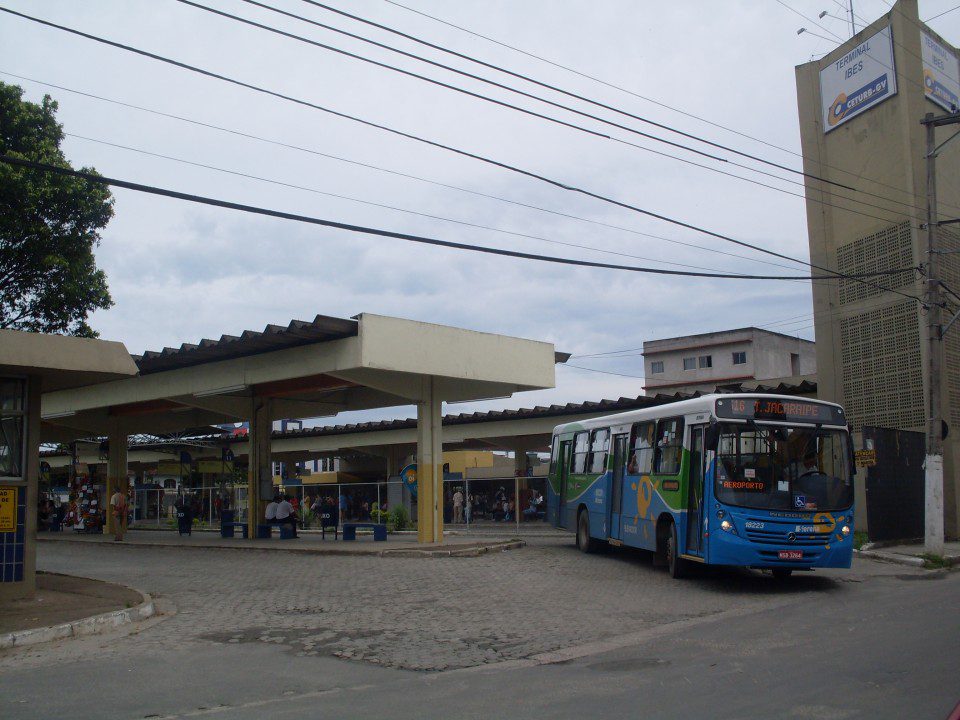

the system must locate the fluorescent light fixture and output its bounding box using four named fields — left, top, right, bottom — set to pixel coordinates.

left=41, top=410, right=76, bottom=420
left=194, top=384, right=249, bottom=398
